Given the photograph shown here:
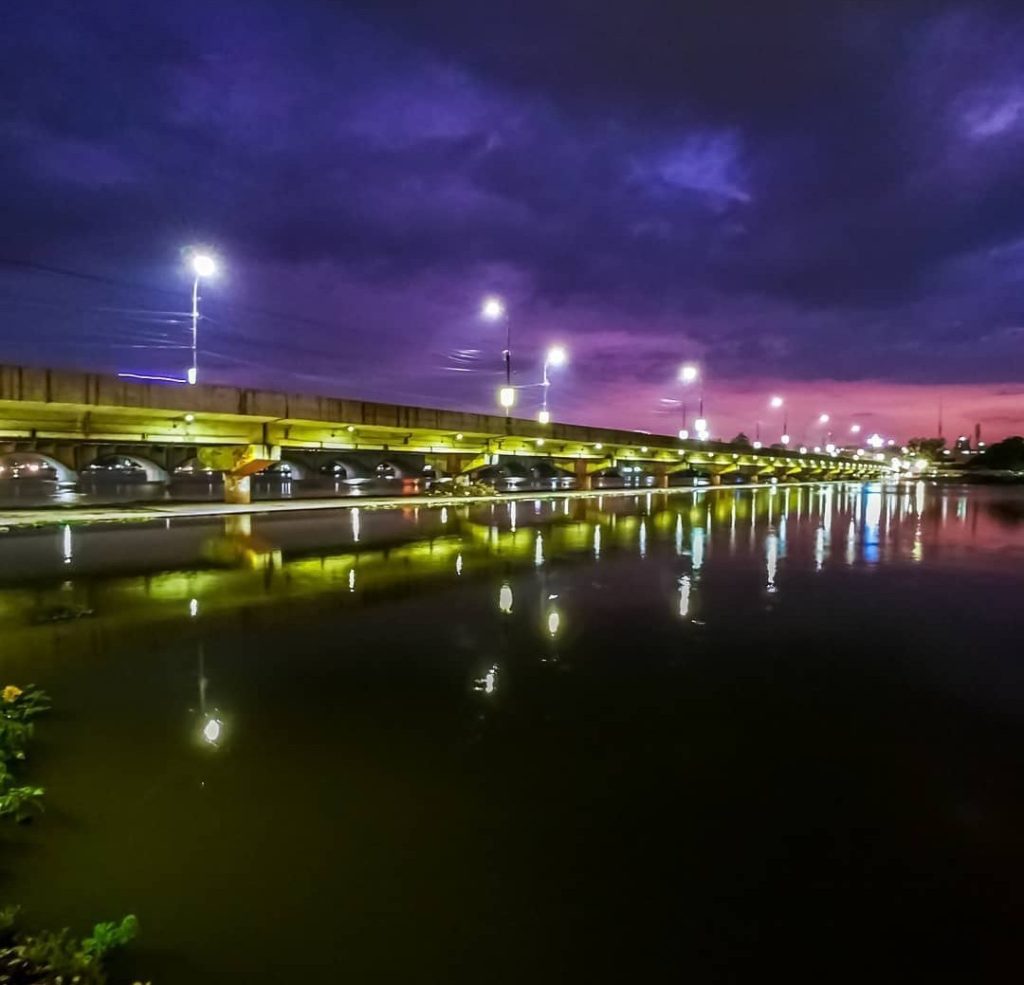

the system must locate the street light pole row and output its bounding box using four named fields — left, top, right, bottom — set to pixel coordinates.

left=482, top=296, right=568, bottom=423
